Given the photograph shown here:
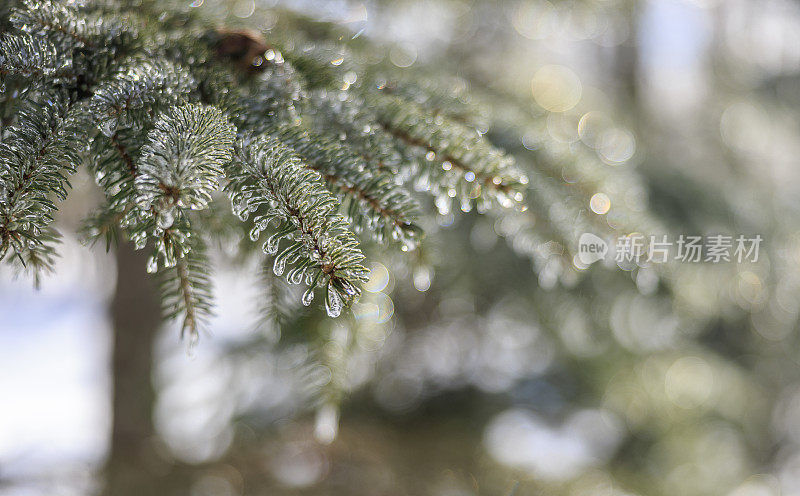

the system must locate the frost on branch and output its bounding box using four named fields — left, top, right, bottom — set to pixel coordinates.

left=228, top=134, right=368, bottom=317
left=0, top=32, right=65, bottom=81
left=0, top=94, right=87, bottom=278
left=135, top=103, right=236, bottom=265
left=0, top=0, right=535, bottom=331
